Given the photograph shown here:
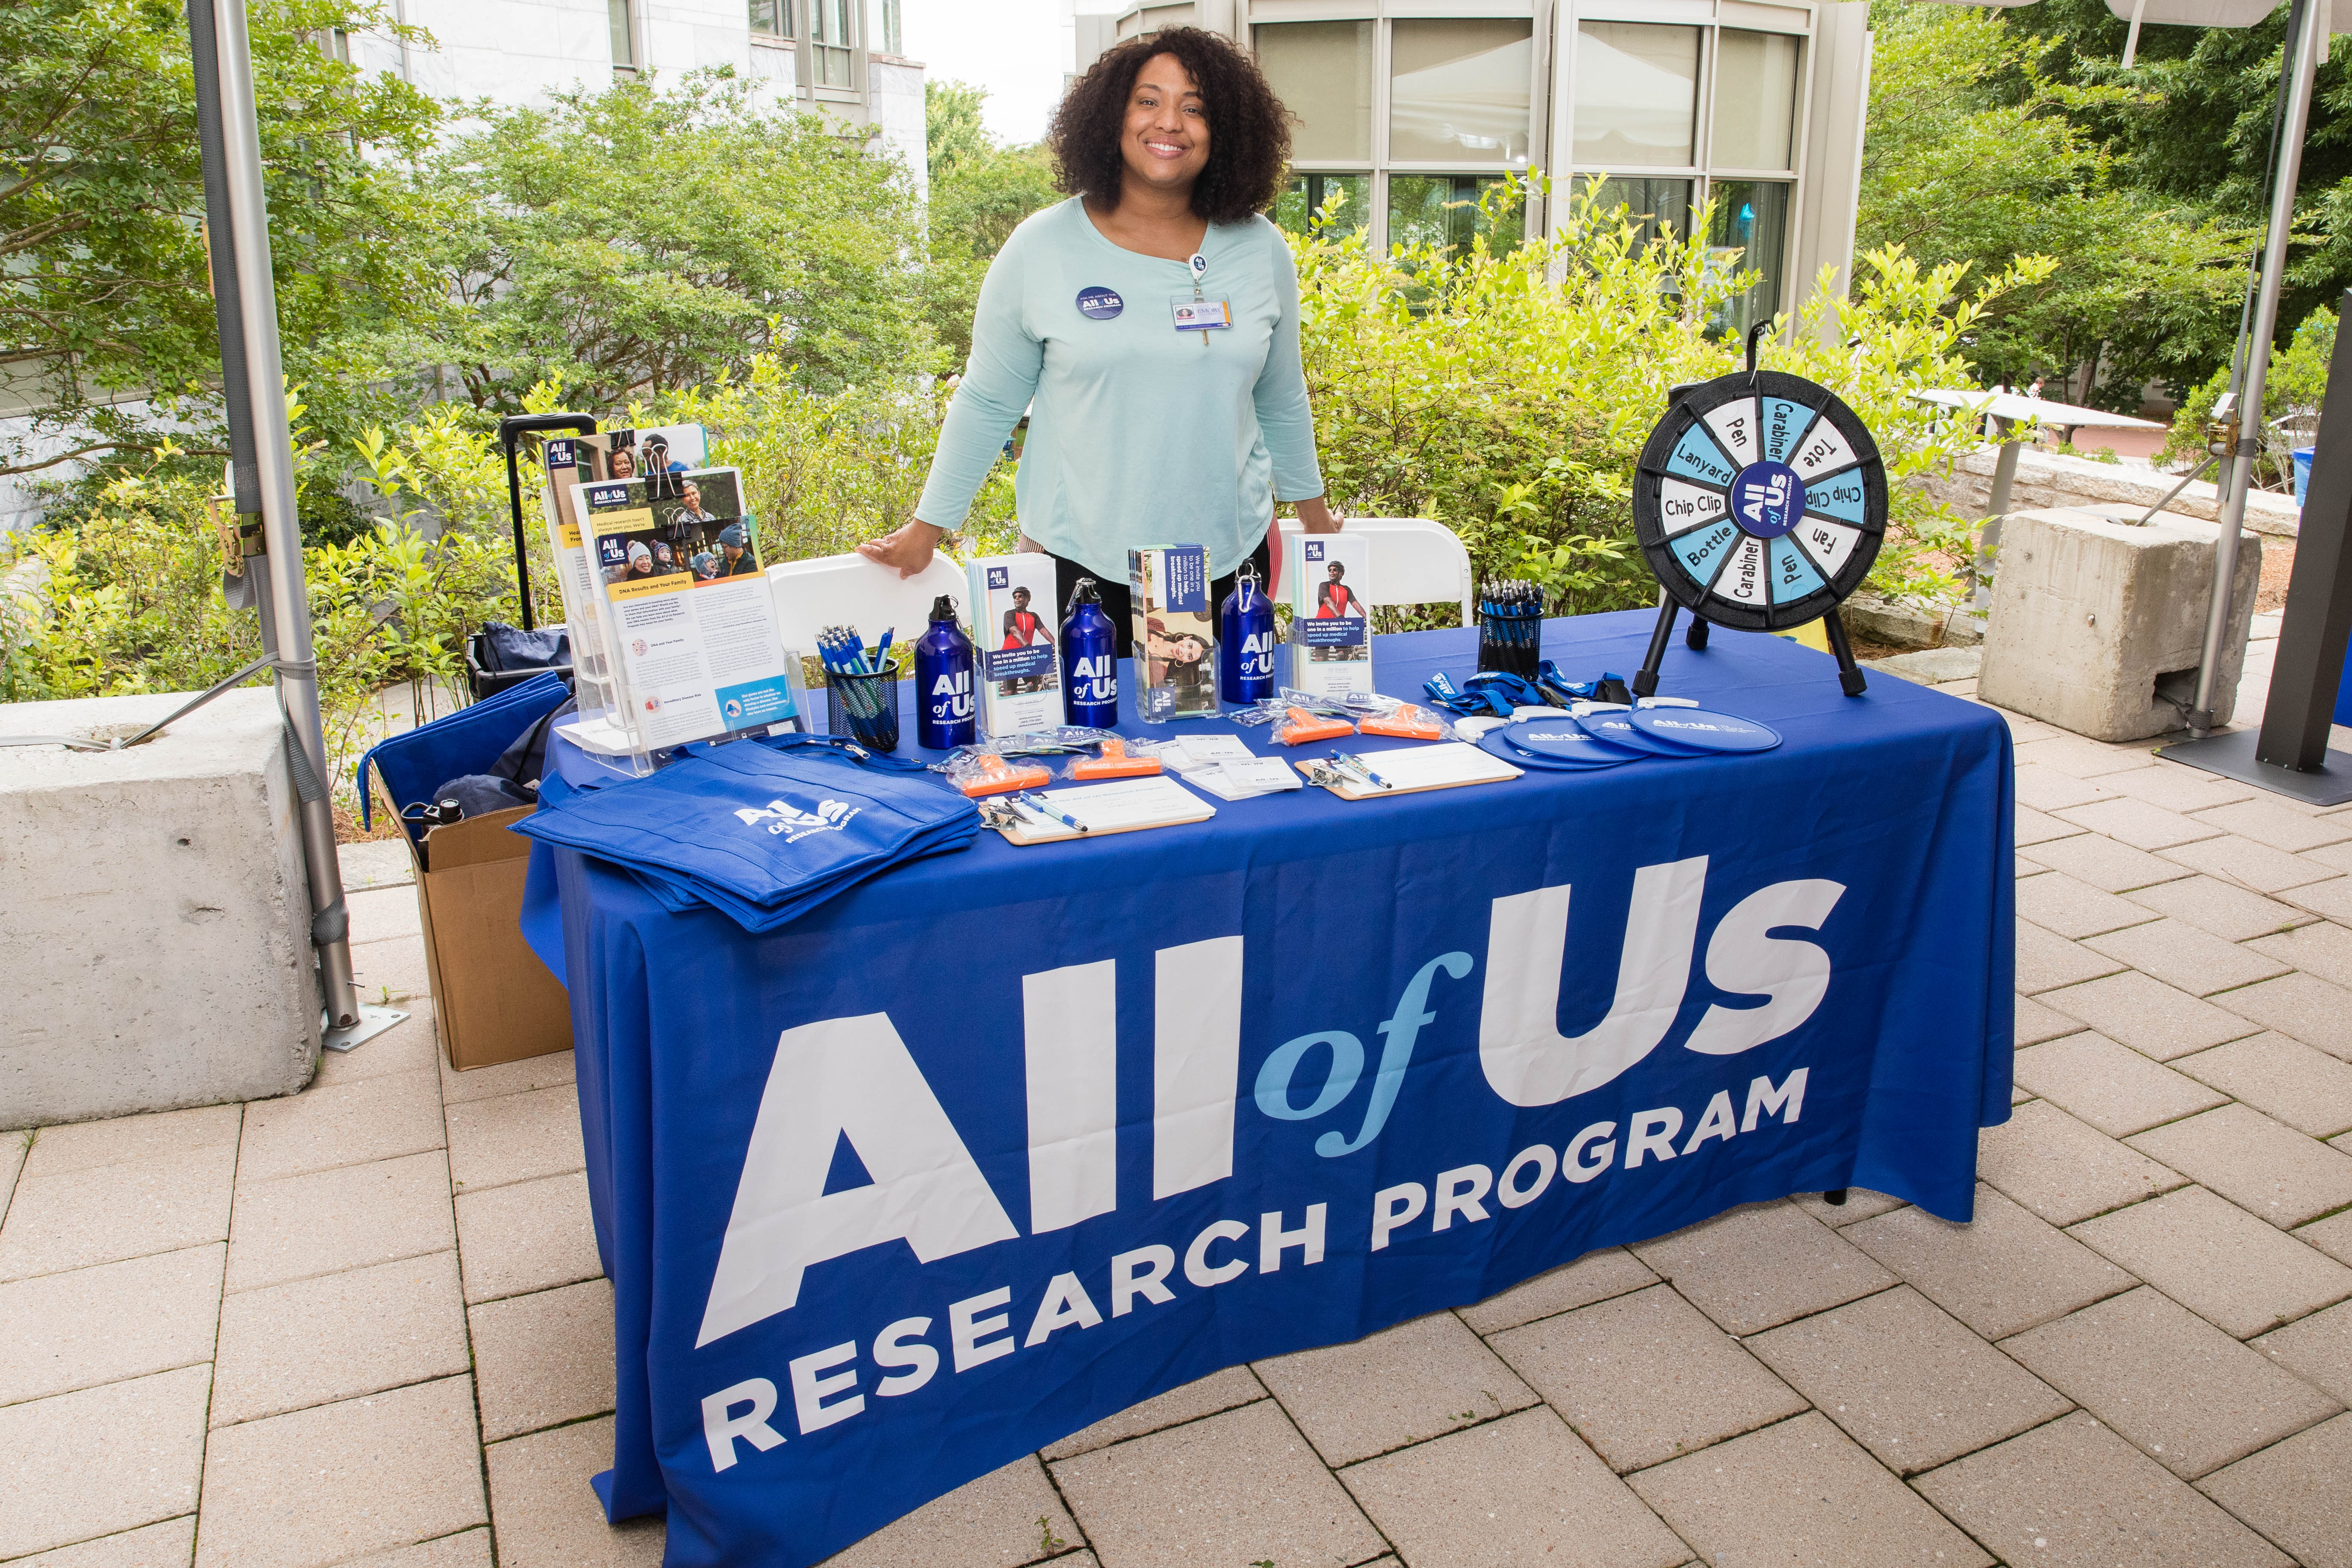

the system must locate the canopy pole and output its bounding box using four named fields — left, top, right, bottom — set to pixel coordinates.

left=2189, top=0, right=2322, bottom=737
left=203, top=0, right=358, bottom=1027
